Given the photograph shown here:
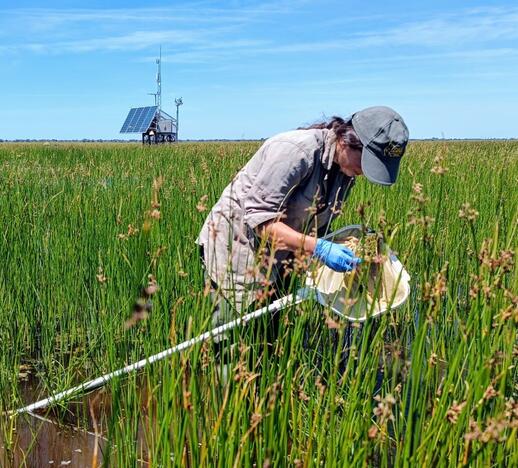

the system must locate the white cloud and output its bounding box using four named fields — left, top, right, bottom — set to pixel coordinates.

left=0, top=4, right=517, bottom=61
left=0, top=1, right=309, bottom=34
left=356, top=9, right=518, bottom=47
